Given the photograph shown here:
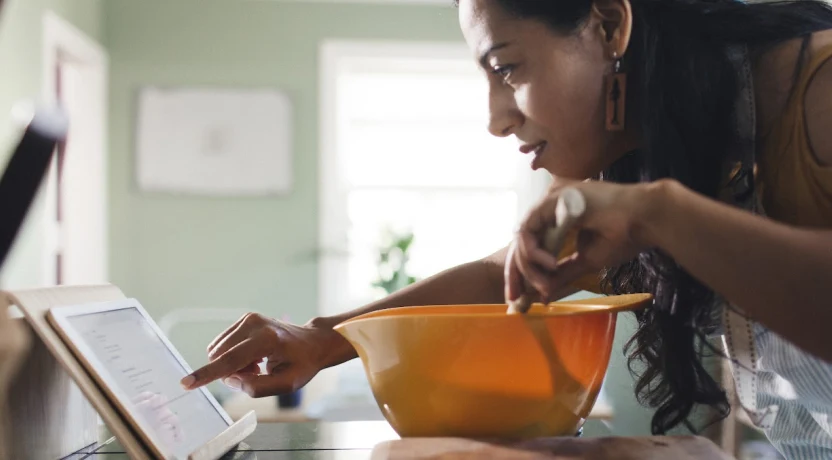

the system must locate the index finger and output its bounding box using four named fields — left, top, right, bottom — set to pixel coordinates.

left=504, top=241, right=523, bottom=302
left=181, top=338, right=265, bottom=390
